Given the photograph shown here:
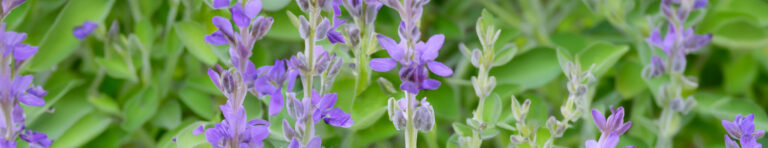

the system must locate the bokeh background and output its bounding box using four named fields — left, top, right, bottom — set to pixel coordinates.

left=8, top=0, right=768, bottom=147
